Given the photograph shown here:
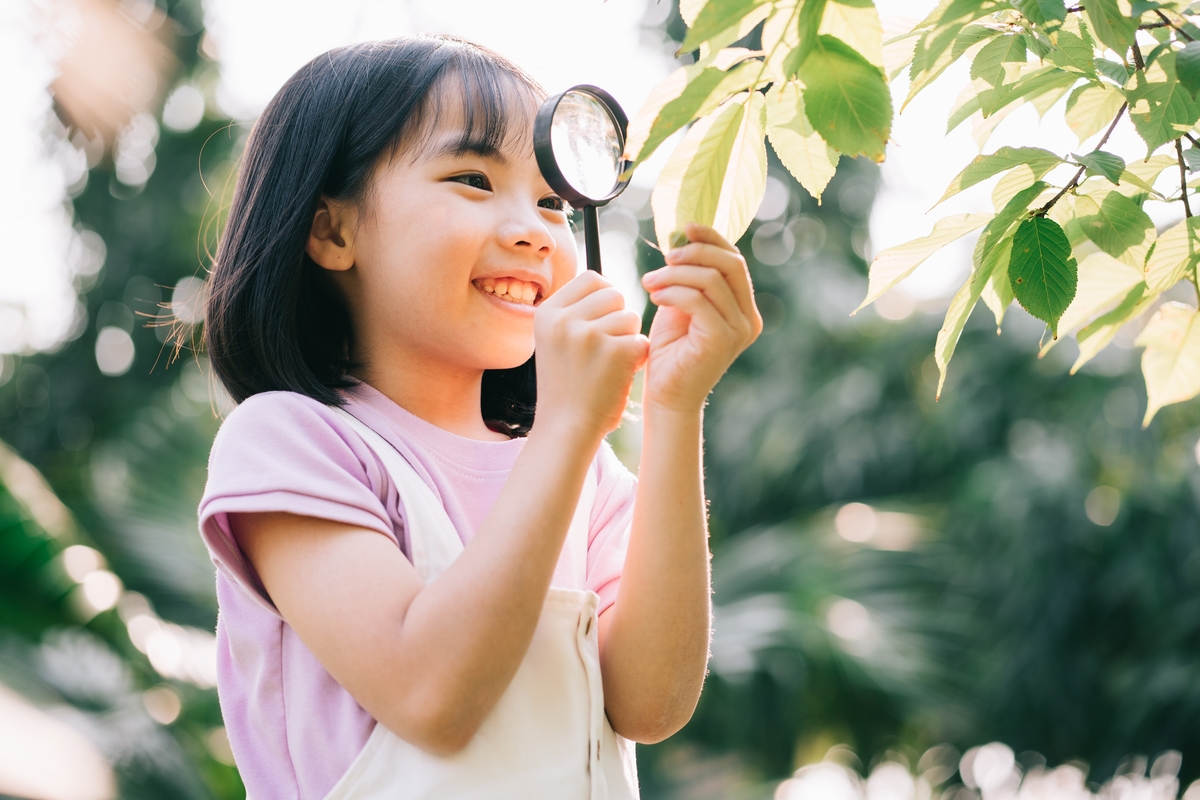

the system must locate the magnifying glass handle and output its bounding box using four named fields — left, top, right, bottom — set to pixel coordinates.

left=583, top=204, right=602, bottom=273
